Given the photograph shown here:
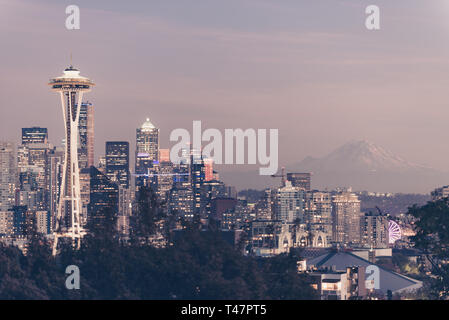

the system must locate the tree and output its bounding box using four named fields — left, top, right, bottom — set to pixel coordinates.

left=409, top=198, right=449, bottom=298
left=130, top=186, right=166, bottom=243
